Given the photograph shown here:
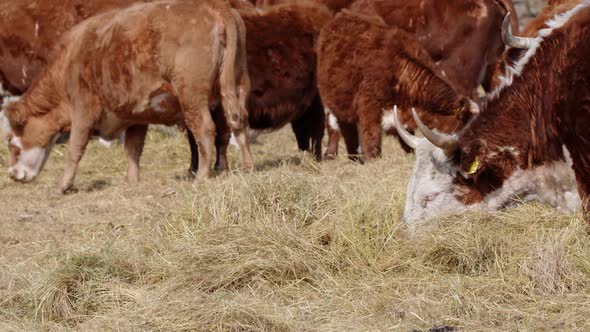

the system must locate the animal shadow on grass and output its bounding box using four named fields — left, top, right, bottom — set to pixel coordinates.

left=82, top=179, right=110, bottom=192
left=411, top=326, right=456, bottom=332
left=254, top=155, right=302, bottom=172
